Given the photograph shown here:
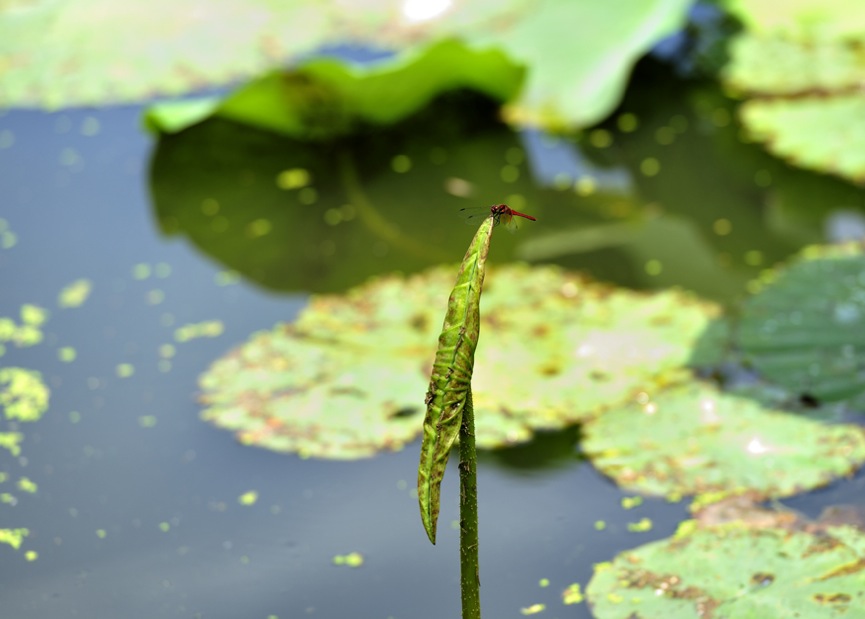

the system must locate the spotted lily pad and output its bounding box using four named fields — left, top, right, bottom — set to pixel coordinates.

left=0, top=0, right=331, bottom=109
left=587, top=522, right=865, bottom=618
left=582, top=381, right=865, bottom=498
left=737, top=243, right=865, bottom=408
left=199, top=264, right=718, bottom=458
left=722, top=2, right=865, bottom=182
